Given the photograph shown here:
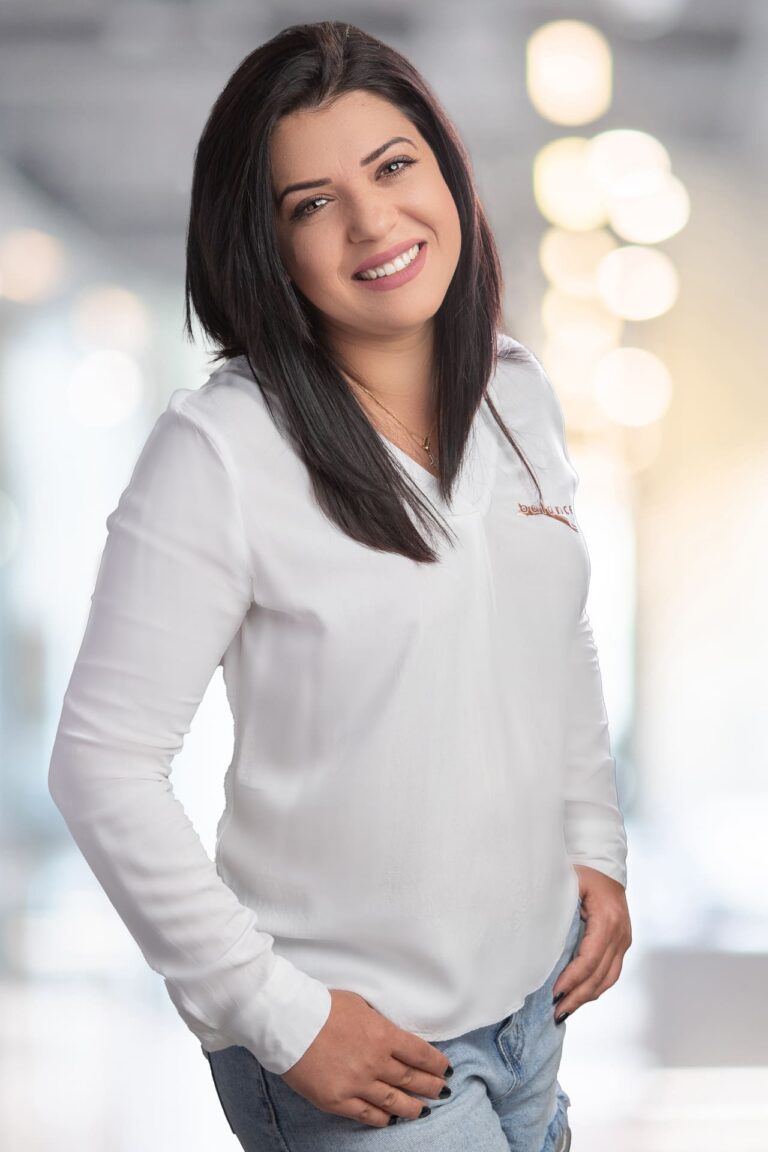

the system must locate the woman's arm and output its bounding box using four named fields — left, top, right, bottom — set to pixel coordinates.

left=527, top=350, right=629, bottom=889
left=48, top=396, right=332, bottom=1074
left=533, top=358, right=631, bottom=1017
left=562, top=606, right=628, bottom=889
